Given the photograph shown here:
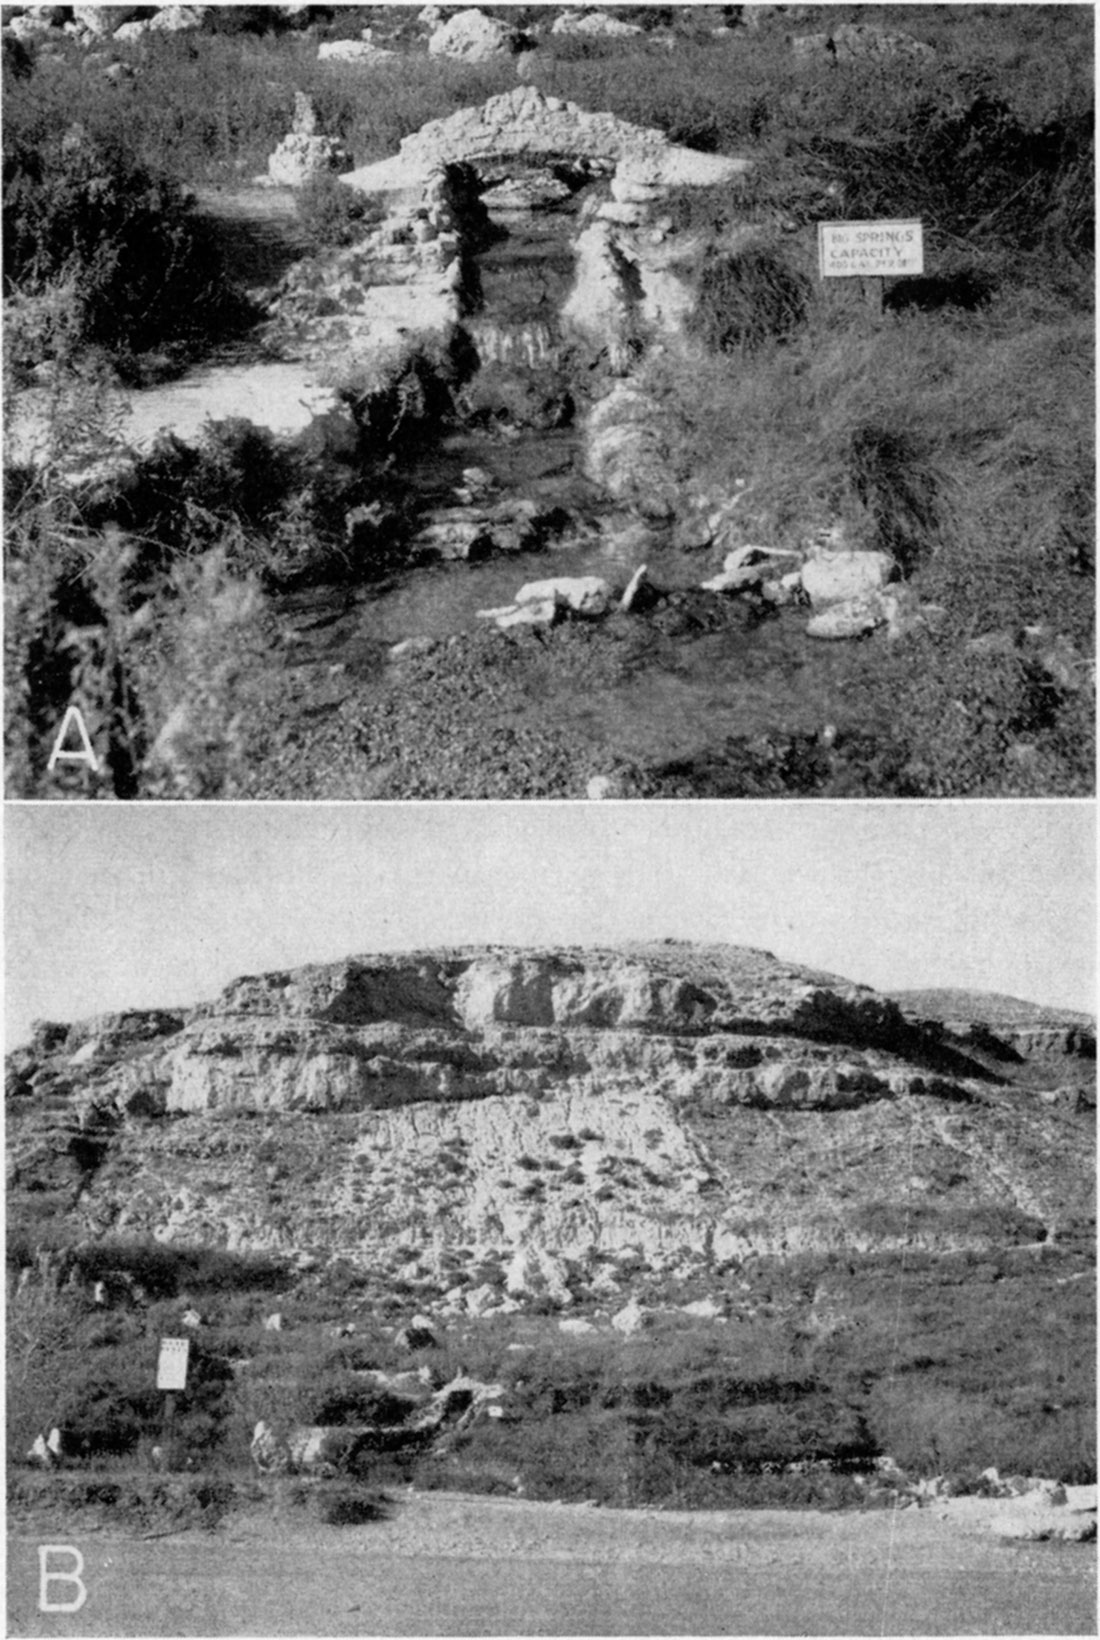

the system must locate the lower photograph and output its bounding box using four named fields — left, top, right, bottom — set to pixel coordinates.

left=4, top=800, right=1096, bottom=1638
